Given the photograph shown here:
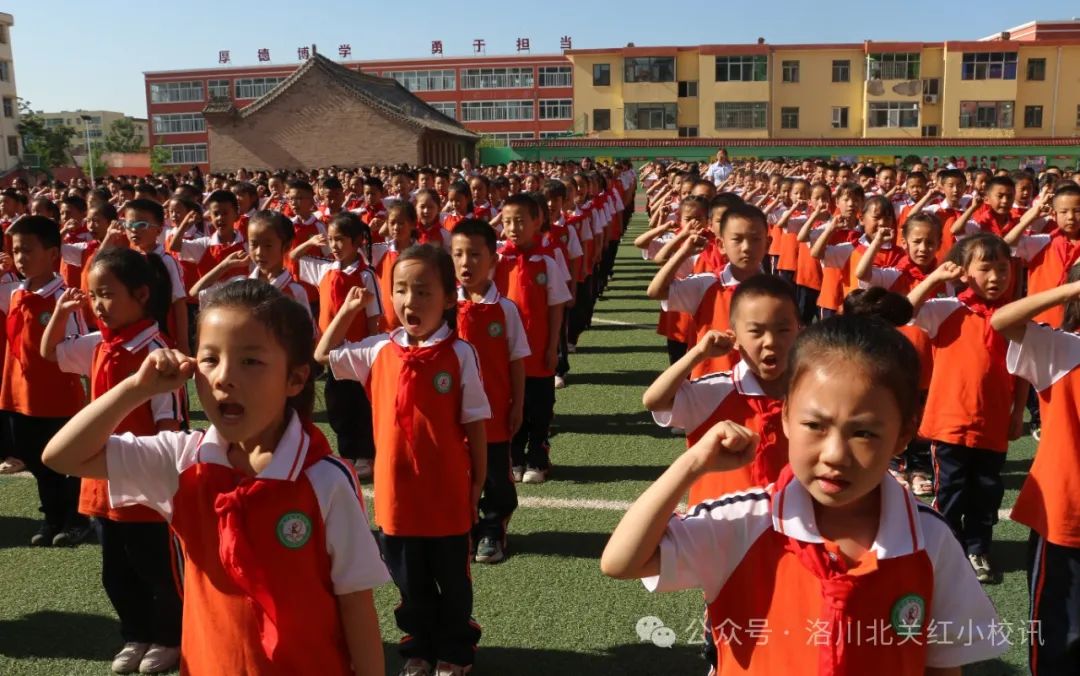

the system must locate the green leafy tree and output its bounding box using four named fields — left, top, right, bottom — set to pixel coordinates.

left=16, top=98, right=75, bottom=174
left=149, top=141, right=171, bottom=175
left=103, top=117, right=144, bottom=153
